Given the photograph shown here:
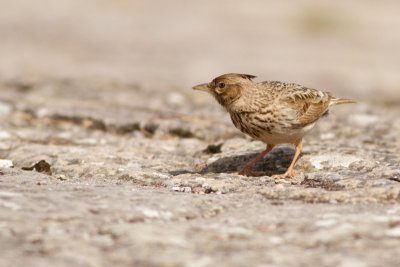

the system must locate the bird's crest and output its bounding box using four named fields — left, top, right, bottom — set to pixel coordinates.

left=239, top=74, right=257, bottom=80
